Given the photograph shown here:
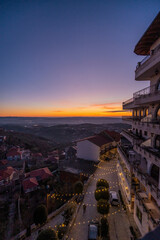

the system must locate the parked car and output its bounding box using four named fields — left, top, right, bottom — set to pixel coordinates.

left=109, top=191, right=119, bottom=206
left=88, top=221, right=99, bottom=240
